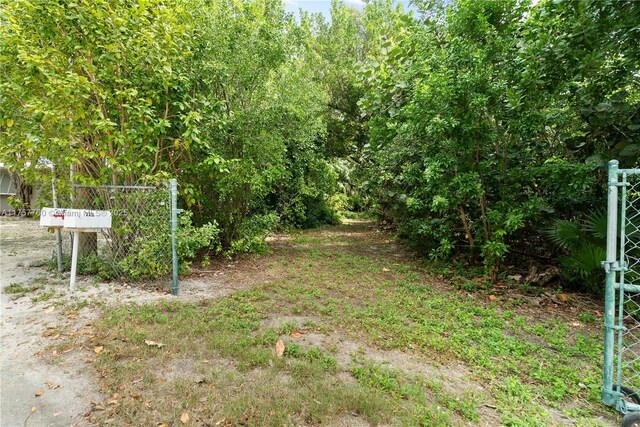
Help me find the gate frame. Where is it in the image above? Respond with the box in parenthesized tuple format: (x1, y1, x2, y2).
(603, 159, 640, 414)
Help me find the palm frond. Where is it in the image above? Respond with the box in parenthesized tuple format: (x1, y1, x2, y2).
(583, 209, 607, 241)
(561, 242, 607, 279)
(544, 219, 581, 250)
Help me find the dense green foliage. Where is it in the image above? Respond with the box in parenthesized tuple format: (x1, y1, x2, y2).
(1, 0, 639, 287)
(358, 0, 639, 285)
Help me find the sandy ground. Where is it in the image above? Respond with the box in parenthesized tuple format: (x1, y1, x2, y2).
(0, 217, 228, 427)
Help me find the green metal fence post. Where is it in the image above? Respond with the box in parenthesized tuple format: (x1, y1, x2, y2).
(603, 159, 619, 406)
(170, 179, 179, 296)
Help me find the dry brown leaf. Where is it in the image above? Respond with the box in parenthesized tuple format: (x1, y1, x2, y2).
(558, 293, 569, 302)
(290, 332, 302, 339)
(489, 295, 497, 301)
(275, 340, 285, 358)
(46, 381, 60, 390)
(44, 306, 55, 314)
(93, 346, 104, 355)
(158, 424, 169, 427)
(180, 411, 190, 424)
(35, 388, 44, 397)
(144, 340, 165, 348)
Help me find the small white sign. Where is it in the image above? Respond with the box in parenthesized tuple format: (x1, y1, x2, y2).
(40, 208, 67, 227)
(63, 209, 112, 230)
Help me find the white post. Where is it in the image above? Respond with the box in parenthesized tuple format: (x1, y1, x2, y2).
(69, 231, 80, 292)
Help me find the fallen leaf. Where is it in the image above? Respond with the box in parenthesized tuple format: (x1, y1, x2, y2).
(144, 340, 165, 348)
(181, 411, 190, 424)
(382, 267, 390, 272)
(158, 424, 169, 427)
(93, 346, 104, 355)
(290, 332, 302, 339)
(275, 340, 285, 358)
(558, 293, 569, 302)
(199, 397, 208, 403)
(215, 419, 226, 426)
(35, 388, 44, 397)
(489, 295, 497, 301)
(46, 381, 60, 390)
(44, 306, 55, 314)
(108, 399, 118, 405)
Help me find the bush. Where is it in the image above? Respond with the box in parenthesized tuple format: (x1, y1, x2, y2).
(119, 210, 220, 279)
(228, 212, 280, 255)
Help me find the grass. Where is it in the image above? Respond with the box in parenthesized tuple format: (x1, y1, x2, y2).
(84, 221, 616, 426)
(4, 282, 38, 298)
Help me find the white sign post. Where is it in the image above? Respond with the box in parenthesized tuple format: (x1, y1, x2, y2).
(41, 208, 112, 291)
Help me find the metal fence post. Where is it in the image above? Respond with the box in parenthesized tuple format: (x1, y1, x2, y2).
(603, 159, 619, 406)
(51, 167, 63, 273)
(170, 179, 179, 296)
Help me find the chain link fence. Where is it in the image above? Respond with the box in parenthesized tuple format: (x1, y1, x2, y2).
(604, 160, 640, 416)
(56, 183, 174, 284)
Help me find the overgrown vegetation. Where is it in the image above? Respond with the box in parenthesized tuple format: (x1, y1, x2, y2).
(357, 0, 639, 288)
(1, 0, 638, 283)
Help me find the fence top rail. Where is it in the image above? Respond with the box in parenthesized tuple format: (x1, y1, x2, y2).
(72, 184, 163, 190)
(617, 169, 640, 177)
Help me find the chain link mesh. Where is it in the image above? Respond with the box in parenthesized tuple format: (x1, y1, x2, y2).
(58, 184, 172, 282)
(616, 175, 640, 398)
